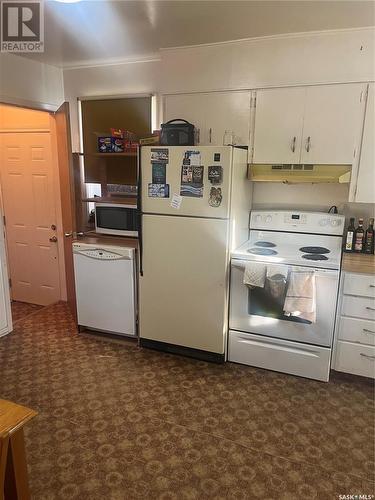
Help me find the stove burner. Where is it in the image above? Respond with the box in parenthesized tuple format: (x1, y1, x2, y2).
(254, 241, 276, 248)
(302, 254, 329, 261)
(299, 246, 330, 254)
(247, 248, 278, 256)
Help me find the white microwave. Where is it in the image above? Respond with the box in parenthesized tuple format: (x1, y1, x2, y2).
(95, 203, 138, 237)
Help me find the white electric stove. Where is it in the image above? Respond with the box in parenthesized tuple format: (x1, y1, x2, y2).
(228, 210, 345, 382)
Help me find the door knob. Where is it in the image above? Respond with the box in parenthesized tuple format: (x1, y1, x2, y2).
(49, 236, 58, 243)
(64, 232, 73, 238)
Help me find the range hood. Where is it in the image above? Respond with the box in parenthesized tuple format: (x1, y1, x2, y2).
(248, 164, 352, 184)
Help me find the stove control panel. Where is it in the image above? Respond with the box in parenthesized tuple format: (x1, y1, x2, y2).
(250, 211, 345, 235)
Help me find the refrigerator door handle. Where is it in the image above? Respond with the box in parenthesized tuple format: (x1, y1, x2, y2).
(137, 147, 144, 276)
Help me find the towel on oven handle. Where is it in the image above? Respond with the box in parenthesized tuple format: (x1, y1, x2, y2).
(284, 271, 316, 323)
(243, 262, 267, 288)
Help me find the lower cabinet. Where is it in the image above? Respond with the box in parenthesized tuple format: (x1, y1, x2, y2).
(333, 271, 375, 378)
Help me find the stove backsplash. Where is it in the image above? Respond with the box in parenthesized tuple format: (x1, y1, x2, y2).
(252, 182, 349, 213)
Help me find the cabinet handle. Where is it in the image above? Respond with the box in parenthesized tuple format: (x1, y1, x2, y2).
(197, 128, 200, 144)
(209, 128, 212, 144)
(305, 136, 311, 152)
(366, 306, 375, 311)
(363, 329, 375, 335)
(370, 285, 375, 288)
(291, 136, 296, 153)
(360, 353, 375, 360)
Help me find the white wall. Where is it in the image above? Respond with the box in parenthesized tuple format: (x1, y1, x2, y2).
(0, 54, 64, 111)
(63, 59, 160, 151)
(160, 28, 375, 93)
(252, 183, 350, 213)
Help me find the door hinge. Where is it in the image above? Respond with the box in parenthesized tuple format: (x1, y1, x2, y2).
(250, 95, 257, 108)
(8, 278, 12, 288)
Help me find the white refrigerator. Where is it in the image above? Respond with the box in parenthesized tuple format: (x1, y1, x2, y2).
(139, 146, 251, 361)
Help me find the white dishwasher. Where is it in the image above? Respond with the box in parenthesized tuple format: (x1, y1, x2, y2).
(73, 242, 136, 336)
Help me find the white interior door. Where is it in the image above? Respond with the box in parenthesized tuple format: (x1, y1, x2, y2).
(0, 133, 61, 305)
(355, 83, 375, 203)
(140, 214, 229, 354)
(301, 83, 366, 164)
(0, 206, 12, 336)
(252, 87, 306, 164)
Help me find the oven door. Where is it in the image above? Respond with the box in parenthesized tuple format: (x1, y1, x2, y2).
(229, 259, 340, 347)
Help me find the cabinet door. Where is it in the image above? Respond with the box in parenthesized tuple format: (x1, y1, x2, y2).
(163, 94, 207, 145)
(206, 91, 251, 146)
(252, 87, 305, 164)
(355, 83, 375, 203)
(301, 83, 366, 165)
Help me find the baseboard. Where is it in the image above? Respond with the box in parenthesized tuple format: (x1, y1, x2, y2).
(139, 338, 225, 364)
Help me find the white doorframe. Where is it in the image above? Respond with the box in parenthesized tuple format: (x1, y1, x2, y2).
(0, 188, 12, 336)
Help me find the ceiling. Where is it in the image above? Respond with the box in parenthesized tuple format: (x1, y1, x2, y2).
(23, 0, 375, 68)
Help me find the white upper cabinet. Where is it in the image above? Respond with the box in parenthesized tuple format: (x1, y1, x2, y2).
(355, 83, 375, 203)
(163, 93, 207, 144)
(252, 87, 305, 164)
(252, 83, 366, 165)
(301, 84, 367, 165)
(163, 91, 251, 146)
(204, 92, 251, 146)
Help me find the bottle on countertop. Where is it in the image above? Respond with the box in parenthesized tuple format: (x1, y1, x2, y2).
(354, 218, 365, 253)
(344, 217, 356, 252)
(364, 218, 374, 254)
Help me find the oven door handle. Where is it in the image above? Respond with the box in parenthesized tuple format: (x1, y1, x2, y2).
(231, 260, 338, 276)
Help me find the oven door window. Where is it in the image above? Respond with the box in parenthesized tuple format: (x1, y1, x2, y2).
(248, 265, 312, 324)
(96, 207, 137, 231)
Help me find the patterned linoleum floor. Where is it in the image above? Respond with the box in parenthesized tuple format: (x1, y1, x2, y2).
(10, 300, 43, 323)
(0, 302, 374, 499)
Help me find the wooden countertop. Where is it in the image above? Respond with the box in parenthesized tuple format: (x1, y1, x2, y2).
(342, 252, 375, 274)
(0, 399, 37, 436)
(73, 233, 138, 250)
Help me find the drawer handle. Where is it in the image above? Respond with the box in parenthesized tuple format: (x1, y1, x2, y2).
(366, 307, 375, 311)
(360, 353, 375, 360)
(363, 329, 375, 335)
(370, 285, 375, 288)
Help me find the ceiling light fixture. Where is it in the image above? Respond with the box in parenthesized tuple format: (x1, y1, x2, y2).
(54, 0, 82, 3)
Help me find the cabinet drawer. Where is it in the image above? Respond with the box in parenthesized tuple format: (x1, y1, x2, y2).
(228, 331, 331, 382)
(343, 273, 375, 298)
(335, 341, 375, 378)
(338, 316, 375, 346)
(341, 295, 375, 320)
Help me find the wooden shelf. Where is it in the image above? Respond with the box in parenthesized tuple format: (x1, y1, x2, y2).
(82, 197, 137, 205)
(77, 152, 137, 158)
